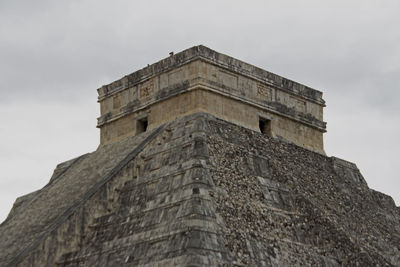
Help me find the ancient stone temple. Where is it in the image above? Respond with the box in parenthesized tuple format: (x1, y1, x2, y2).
(1, 46, 399, 266)
(97, 46, 326, 153)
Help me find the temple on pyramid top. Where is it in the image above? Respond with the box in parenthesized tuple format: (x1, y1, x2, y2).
(3, 46, 399, 267)
(97, 45, 326, 153)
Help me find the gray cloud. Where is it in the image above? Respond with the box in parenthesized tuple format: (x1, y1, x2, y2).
(1, 0, 399, 221)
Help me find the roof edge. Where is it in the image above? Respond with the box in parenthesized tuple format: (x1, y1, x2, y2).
(97, 45, 324, 104)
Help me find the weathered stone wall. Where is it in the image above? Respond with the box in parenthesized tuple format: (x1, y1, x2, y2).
(3, 114, 230, 266)
(195, 90, 324, 153)
(54, 115, 228, 266)
(1, 113, 399, 266)
(99, 87, 324, 153)
(97, 61, 199, 130)
(206, 115, 400, 266)
(0, 126, 157, 266)
(18, 149, 148, 266)
(97, 46, 326, 153)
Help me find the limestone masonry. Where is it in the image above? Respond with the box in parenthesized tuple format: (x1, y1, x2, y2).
(1, 46, 399, 266)
(97, 45, 326, 153)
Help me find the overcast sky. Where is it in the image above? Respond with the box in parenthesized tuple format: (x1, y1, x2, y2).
(1, 0, 399, 222)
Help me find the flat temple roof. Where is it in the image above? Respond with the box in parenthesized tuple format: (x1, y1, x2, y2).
(98, 45, 324, 105)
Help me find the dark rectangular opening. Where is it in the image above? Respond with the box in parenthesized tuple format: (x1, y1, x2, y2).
(136, 117, 148, 134)
(259, 117, 272, 137)
(135, 165, 141, 178)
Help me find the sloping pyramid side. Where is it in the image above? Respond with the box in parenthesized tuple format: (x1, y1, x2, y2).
(0, 123, 166, 266)
(1, 113, 400, 266)
(56, 114, 229, 266)
(206, 117, 400, 266)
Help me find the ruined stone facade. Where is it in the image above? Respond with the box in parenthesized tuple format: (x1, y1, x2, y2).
(1, 47, 399, 267)
(97, 46, 326, 154)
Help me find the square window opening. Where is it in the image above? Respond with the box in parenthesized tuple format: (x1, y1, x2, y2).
(136, 117, 148, 134)
(259, 117, 272, 137)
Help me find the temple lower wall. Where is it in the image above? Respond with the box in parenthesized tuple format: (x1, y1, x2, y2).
(195, 90, 324, 154)
(100, 89, 324, 154)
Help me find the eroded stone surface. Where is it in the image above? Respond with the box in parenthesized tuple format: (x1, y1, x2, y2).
(207, 116, 400, 266)
(1, 113, 399, 266)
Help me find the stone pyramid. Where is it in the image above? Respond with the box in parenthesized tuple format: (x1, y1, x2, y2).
(1, 46, 399, 266)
